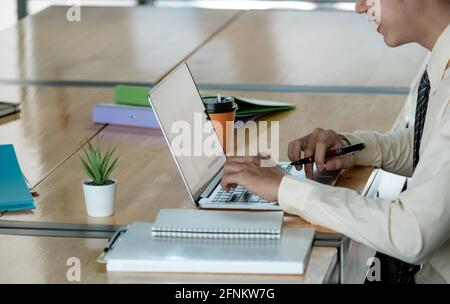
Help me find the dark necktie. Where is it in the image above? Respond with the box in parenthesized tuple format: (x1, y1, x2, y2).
(369, 71, 432, 285)
(396, 70, 432, 284)
(413, 70, 431, 170)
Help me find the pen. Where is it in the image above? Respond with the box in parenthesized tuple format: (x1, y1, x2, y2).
(103, 228, 127, 253)
(290, 143, 366, 166)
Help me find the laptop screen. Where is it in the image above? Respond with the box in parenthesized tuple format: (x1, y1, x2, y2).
(149, 64, 227, 200)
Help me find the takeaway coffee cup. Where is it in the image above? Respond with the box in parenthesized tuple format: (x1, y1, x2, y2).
(202, 96, 238, 154)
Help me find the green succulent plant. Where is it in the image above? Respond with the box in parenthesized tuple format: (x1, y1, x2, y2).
(79, 138, 118, 186)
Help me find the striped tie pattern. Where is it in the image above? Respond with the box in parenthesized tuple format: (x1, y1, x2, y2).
(413, 70, 431, 171)
(393, 70, 431, 284)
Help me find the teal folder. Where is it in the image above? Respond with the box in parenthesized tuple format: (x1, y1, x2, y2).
(0, 144, 35, 211)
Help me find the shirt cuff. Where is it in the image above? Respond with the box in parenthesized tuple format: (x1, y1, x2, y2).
(340, 132, 382, 167)
(278, 175, 316, 220)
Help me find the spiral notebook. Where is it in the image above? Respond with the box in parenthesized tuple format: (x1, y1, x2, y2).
(100, 222, 315, 275)
(151, 209, 283, 239)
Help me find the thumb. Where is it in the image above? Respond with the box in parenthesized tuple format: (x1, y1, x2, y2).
(325, 158, 344, 171)
(325, 155, 354, 171)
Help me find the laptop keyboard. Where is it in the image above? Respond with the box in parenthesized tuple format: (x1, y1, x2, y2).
(211, 164, 294, 204)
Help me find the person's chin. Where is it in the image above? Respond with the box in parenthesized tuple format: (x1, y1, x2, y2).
(379, 25, 409, 47)
(380, 29, 401, 47)
(383, 36, 400, 48)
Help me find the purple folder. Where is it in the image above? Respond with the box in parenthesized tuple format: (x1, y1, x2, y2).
(92, 104, 160, 129)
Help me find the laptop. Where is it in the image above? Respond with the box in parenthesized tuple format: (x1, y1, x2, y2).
(148, 63, 338, 210)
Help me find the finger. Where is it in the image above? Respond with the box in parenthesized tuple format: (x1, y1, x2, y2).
(289, 140, 305, 171)
(227, 183, 238, 190)
(287, 141, 295, 162)
(324, 158, 343, 172)
(314, 132, 335, 171)
(223, 162, 248, 174)
(220, 173, 244, 191)
(288, 140, 297, 161)
(304, 129, 326, 177)
(326, 155, 354, 171)
(310, 128, 324, 141)
(295, 164, 303, 171)
(314, 142, 328, 171)
(330, 141, 345, 150)
(303, 147, 314, 179)
(288, 139, 303, 162)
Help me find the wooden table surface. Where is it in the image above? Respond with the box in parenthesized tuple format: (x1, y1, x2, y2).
(0, 6, 423, 284)
(1, 89, 406, 230)
(0, 8, 426, 89)
(0, 6, 239, 82)
(0, 234, 337, 284)
(0, 85, 113, 187)
(187, 10, 427, 88)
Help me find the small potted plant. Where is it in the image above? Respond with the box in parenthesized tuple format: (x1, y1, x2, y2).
(79, 138, 118, 217)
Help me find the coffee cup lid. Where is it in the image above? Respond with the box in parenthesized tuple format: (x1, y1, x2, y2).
(202, 96, 238, 114)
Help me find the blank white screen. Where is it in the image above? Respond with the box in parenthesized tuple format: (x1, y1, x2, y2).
(149, 64, 226, 197)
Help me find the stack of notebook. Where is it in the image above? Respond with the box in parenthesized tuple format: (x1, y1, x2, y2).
(151, 209, 284, 239)
(0, 144, 35, 211)
(99, 209, 316, 274)
(92, 85, 296, 128)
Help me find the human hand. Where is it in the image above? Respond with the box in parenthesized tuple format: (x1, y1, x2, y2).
(288, 128, 355, 179)
(220, 156, 287, 202)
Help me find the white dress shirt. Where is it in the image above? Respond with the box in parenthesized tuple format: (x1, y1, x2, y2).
(278, 25, 450, 284)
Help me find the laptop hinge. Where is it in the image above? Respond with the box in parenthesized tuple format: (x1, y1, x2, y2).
(194, 169, 224, 203)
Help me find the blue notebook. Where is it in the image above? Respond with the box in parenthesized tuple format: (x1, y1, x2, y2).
(0, 144, 35, 211)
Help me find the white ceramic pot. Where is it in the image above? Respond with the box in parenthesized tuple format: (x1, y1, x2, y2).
(82, 180, 116, 217)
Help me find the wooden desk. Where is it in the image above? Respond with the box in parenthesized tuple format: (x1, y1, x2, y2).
(187, 10, 427, 88)
(0, 7, 417, 284)
(0, 6, 238, 82)
(0, 85, 113, 187)
(0, 234, 337, 284)
(0, 6, 238, 187)
(1, 91, 406, 227)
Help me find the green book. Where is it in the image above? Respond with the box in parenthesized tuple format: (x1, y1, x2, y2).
(114, 85, 151, 108)
(114, 85, 296, 118)
(200, 93, 296, 118)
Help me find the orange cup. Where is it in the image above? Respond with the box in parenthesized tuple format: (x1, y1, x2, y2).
(202, 96, 238, 154)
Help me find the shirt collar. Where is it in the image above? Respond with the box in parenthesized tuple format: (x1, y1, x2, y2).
(428, 25, 450, 95)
